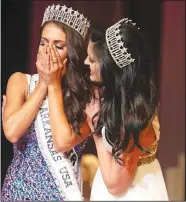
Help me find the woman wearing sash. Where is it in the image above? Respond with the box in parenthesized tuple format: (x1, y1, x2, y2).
(2, 5, 92, 201)
(85, 19, 169, 200)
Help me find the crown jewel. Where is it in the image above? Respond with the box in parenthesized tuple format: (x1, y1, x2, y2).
(42, 4, 90, 39)
(106, 18, 137, 68)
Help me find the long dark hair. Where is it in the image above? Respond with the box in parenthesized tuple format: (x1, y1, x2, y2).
(90, 22, 158, 163)
(41, 20, 91, 135)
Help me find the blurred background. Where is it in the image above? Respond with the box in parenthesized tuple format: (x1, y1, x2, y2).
(1, 0, 185, 200)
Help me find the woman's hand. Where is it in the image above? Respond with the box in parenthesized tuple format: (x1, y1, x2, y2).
(85, 88, 101, 132)
(48, 44, 67, 85)
(37, 45, 67, 87)
(36, 45, 49, 89)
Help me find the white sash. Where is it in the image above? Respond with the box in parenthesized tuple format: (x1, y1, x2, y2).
(29, 74, 83, 201)
(102, 126, 113, 153)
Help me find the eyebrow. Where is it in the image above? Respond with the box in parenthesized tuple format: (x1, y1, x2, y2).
(41, 37, 66, 44)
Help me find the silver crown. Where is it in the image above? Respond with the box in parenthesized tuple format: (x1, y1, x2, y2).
(42, 4, 90, 39)
(106, 18, 137, 68)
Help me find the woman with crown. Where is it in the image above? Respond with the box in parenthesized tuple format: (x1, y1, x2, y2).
(85, 19, 169, 200)
(1, 4, 93, 201)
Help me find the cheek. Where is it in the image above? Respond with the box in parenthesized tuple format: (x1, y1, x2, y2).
(38, 46, 43, 54)
(95, 65, 101, 80)
(58, 48, 67, 60)
(90, 66, 102, 82)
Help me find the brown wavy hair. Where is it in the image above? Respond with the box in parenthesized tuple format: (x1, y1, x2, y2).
(41, 20, 91, 135)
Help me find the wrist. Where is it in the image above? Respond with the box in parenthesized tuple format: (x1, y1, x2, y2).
(48, 82, 62, 91)
(37, 80, 47, 92)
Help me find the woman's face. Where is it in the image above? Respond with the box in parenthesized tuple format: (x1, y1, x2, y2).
(39, 23, 67, 61)
(84, 41, 102, 83)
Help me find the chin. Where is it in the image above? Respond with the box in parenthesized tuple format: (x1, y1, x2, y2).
(90, 75, 102, 84)
(90, 75, 96, 82)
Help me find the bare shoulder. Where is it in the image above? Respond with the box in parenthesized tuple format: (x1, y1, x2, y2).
(7, 72, 28, 98)
(8, 72, 27, 84)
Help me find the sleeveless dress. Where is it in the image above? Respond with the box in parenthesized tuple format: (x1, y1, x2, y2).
(90, 116, 169, 201)
(1, 74, 87, 201)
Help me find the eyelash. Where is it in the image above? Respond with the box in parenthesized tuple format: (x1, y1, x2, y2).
(56, 46, 64, 50)
(39, 42, 64, 50)
(39, 42, 45, 46)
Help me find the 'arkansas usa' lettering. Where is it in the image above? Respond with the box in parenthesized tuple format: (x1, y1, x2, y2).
(40, 107, 62, 162)
(60, 166, 73, 188)
(39, 107, 79, 170)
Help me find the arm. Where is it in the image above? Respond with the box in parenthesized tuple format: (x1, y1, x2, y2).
(48, 83, 90, 152)
(85, 87, 137, 196)
(39, 45, 90, 152)
(92, 121, 156, 197)
(3, 72, 47, 143)
(93, 134, 140, 196)
(85, 89, 156, 196)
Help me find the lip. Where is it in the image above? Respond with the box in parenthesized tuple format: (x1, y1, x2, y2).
(90, 72, 94, 75)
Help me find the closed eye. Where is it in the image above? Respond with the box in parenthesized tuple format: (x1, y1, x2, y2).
(55, 45, 64, 50)
(39, 41, 45, 46)
(88, 56, 94, 63)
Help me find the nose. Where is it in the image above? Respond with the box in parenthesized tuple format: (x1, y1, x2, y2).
(84, 56, 89, 65)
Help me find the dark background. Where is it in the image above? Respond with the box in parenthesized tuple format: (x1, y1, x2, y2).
(1, 0, 185, 200)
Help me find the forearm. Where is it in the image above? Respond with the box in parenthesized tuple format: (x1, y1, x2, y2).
(47, 83, 73, 151)
(93, 134, 132, 196)
(3, 82, 47, 143)
(93, 135, 115, 185)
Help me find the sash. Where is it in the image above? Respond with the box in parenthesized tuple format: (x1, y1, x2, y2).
(29, 74, 83, 201)
(102, 126, 113, 153)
